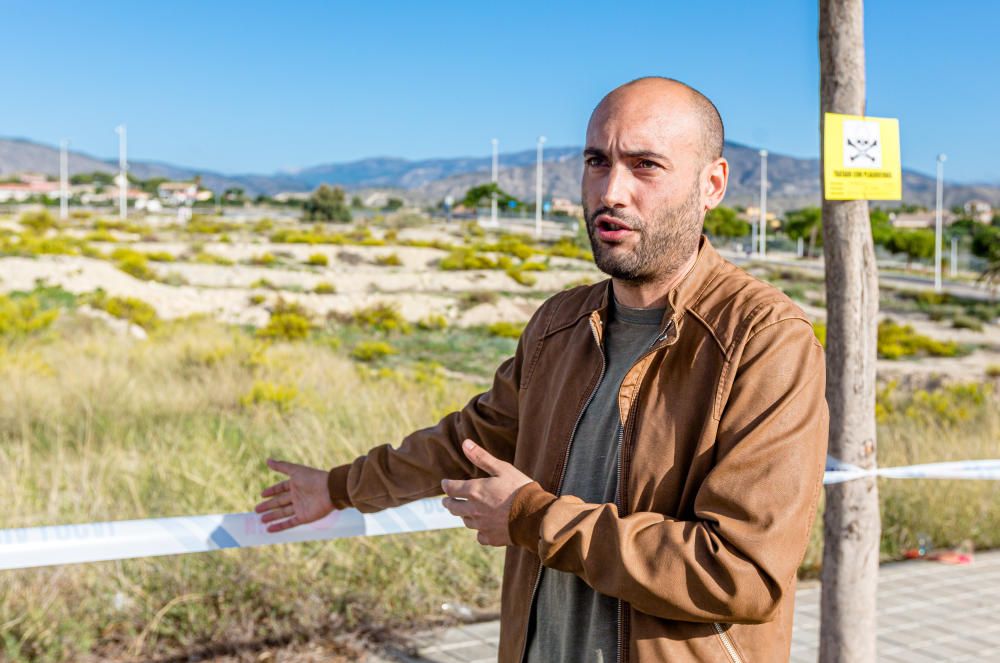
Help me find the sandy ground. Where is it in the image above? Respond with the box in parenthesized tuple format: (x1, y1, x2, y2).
(0, 252, 597, 328)
(2, 235, 997, 381)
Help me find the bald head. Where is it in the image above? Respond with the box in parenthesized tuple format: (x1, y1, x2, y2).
(591, 77, 724, 165)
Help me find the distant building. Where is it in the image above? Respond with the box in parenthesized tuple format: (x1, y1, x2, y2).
(963, 199, 993, 223)
(156, 181, 204, 205)
(0, 177, 60, 202)
(889, 210, 956, 229)
(273, 191, 310, 203)
(743, 206, 781, 229)
(550, 197, 583, 219)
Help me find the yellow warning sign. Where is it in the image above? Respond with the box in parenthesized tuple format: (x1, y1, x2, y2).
(823, 112, 902, 200)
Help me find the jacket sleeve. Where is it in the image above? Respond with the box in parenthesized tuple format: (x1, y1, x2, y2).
(326, 305, 544, 513)
(507, 317, 828, 624)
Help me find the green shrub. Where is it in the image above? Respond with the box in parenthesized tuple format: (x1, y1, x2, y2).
(191, 251, 234, 266)
(351, 340, 397, 362)
(0, 294, 59, 337)
(145, 250, 175, 262)
(250, 278, 277, 290)
(374, 252, 403, 266)
(269, 229, 347, 245)
(87, 293, 160, 330)
(417, 314, 448, 330)
(248, 294, 266, 306)
(519, 259, 549, 272)
(250, 252, 277, 266)
(306, 253, 329, 266)
(952, 315, 984, 332)
(986, 365, 1000, 378)
(313, 282, 336, 294)
(878, 380, 992, 426)
(252, 218, 275, 233)
(505, 268, 537, 287)
(256, 300, 312, 341)
(458, 290, 499, 309)
(487, 321, 525, 339)
(352, 303, 411, 334)
(813, 321, 827, 347)
(84, 229, 117, 242)
(877, 319, 961, 359)
(547, 238, 592, 261)
(439, 248, 497, 270)
(19, 209, 58, 233)
(240, 380, 298, 411)
(110, 248, 156, 281)
(481, 235, 536, 260)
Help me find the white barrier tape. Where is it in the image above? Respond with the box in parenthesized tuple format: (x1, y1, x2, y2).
(0, 498, 462, 571)
(823, 457, 1000, 484)
(2, 458, 999, 571)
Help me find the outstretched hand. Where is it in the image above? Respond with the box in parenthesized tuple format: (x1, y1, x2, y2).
(255, 459, 333, 533)
(441, 439, 533, 547)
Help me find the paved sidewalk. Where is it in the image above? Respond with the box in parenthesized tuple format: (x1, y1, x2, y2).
(385, 550, 1000, 662)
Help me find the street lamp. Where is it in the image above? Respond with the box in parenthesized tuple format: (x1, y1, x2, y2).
(535, 136, 546, 239)
(491, 138, 499, 227)
(759, 149, 768, 258)
(59, 139, 69, 221)
(115, 124, 128, 220)
(934, 153, 946, 292)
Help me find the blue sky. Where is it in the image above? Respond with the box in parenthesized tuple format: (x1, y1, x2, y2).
(5, 1, 998, 182)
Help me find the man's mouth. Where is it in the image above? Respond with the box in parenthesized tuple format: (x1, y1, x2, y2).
(594, 214, 636, 242)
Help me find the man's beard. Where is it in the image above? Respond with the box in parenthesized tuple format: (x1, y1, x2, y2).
(584, 182, 703, 285)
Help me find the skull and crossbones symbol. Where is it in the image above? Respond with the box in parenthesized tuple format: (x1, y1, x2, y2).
(846, 135, 880, 164)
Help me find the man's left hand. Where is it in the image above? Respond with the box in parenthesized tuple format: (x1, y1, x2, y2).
(441, 439, 533, 547)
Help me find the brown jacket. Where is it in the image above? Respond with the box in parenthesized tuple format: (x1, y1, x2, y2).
(328, 236, 829, 662)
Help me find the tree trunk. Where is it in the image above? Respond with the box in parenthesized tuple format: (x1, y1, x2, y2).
(819, 1, 881, 662)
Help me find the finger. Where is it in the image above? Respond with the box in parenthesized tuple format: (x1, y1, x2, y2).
(260, 505, 295, 523)
(254, 494, 291, 513)
(461, 516, 479, 530)
(440, 478, 477, 499)
(266, 458, 296, 476)
(461, 439, 505, 477)
(477, 530, 490, 546)
(442, 496, 476, 518)
(260, 479, 290, 498)
(266, 515, 301, 533)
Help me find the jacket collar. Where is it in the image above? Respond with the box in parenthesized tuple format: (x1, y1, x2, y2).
(589, 234, 725, 330)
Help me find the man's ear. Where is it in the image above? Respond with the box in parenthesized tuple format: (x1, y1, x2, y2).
(702, 157, 729, 211)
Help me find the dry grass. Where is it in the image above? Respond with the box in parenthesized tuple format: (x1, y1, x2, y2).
(1, 298, 998, 660)
(0, 316, 498, 662)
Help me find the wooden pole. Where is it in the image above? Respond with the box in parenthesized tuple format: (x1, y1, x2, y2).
(819, 1, 881, 661)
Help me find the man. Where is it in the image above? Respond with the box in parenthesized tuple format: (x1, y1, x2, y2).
(256, 77, 828, 662)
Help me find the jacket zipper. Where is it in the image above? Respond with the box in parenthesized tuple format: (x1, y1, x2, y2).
(518, 314, 607, 663)
(615, 318, 675, 663)
(713, 623, 745, 663)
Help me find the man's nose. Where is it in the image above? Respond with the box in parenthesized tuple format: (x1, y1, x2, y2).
(600, 164, 630, 209)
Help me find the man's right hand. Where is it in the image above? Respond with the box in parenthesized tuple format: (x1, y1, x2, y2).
(255, 458, 334, 533)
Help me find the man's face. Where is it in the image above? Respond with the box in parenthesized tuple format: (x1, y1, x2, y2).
(582, 93, 708, 284)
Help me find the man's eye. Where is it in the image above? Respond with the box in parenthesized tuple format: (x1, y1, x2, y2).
(585, 157, 607, 167)
(636, 159, 658, 169)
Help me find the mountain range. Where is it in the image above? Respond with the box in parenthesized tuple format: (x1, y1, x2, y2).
(3, 136, 999, 213)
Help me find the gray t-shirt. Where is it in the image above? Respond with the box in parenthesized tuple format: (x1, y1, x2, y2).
(525, 295, 666, 663)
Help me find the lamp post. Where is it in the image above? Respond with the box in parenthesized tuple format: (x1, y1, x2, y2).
(491, 138, 499, 227)
(535, 136, 546, 239)
(59, 139, 69, 221)
(115, 124, 128, 220)
(934, 153, 946, 292)
(759, 149, 768, 258)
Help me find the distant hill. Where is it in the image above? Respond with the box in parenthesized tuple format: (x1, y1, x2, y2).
(3, 136, 999, 213)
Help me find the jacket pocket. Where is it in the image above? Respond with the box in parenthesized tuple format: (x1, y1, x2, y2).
(713, 623, 748, 663)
